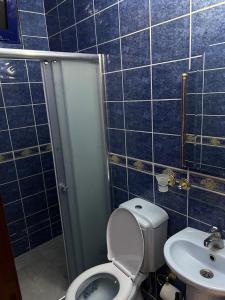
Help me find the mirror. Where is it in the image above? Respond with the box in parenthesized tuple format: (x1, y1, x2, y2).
(184, 43, 225, 178)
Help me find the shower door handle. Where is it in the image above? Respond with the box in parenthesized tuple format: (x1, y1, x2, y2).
(58, 183, 68, 193)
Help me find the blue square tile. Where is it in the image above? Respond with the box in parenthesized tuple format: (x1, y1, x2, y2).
(191, 55, 203, 71)
(23, 192, 47, 216)
(44, 0, 57, 12)
(201, 146, 225, 169)
(98, 40, 121, 72)
(37, 124, 51, 144)
(23, 37, 49, 51)
(18, 0, 44, 12)
(94, 0, 116, 12)
(125, 101, 152, 131)
(203, 116, 225, 137)
(74, 0, 93, 22)
(152, 60, 189, 99)
(122, 30, 150, 69)
(192, 0, 223, 11)
(153, 100, 181, 134)
(20, 174, 44, 197)
(0, 131, 12, 153)
(30, 227, 52, 249)
(49, 34, 62, 51)
(27, 61, 42, 82)
(30, 83, 45, 104)
(155, 188, 187, 215)
(46, 8, 60, 36)
(96, 5, 119, 44)
(8, 219, 27, 241)
(204, 69, 225, 92)
(0, 60, 28, 83)
(19, 12, 47, 37)
(0, 108, 7, 130)
(187, 94, 202, 114)
(52, 221, 62, 237)
(111, 186, 128, 209)
(77, 17, 96, 50)
(108, 129, 125, 155)
(166, 208, 187, 236)
(188, 218, 210, 232)
(151, 0, 189, 25)
(41, 152, 54, 171)
(189, 188, 225, 230)
(0, 181, 20, 204)
(123, 67, 151, 100)
(11, 127, 38, 150)
(46, 188, 58, 206)
(61, 26, 78, 52)
(105, 72, 123, 101)
(126, 131, 152, 161)
(16, 155, 42, 178)
(12, 237, 30, 257)
(152, 17, 190, 63)
(205, 43, 225, 69)
(58, 0, 75, 31)
(110, 164, 127, 190)
(203, 94, 225, 115)
(4, 201, 24, 223)
(7, 106, 34, 129)
(128, 169, 153, 200)
(188, 71, 203, 93)
(154, 134, 181, 167)
(0, 161, 17, 184)
(107, 102, 124, 129)
(192, 6, 225, 56)
(26, 209, 49, 228)
(44, 170, 56, 189)
(34, 104, 48, 125)
(120, 0, 149, 36)
(2, 84, 31, 106)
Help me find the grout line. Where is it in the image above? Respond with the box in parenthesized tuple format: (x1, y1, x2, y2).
(118, 1, 129, 201)
(149, 0, 156, 204)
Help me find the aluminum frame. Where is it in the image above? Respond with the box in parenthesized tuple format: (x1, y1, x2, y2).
(0, 48, 99, 62)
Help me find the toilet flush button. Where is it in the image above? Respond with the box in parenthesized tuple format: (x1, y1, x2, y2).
(135, 205, 142, 209)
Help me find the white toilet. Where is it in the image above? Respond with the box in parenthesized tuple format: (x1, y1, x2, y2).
(66, 198, 168, 300)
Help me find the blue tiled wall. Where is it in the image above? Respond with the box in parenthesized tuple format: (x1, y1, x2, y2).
(44, 0, 225, 243)
(0, 0, 61, 257)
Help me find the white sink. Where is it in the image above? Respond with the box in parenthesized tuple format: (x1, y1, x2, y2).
(164, 227, 225, 300)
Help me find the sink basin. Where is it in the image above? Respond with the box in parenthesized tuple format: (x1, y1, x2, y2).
(164, 227, 225, 300)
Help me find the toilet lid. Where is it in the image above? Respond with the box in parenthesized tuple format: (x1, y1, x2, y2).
(107, 208, 144, 279)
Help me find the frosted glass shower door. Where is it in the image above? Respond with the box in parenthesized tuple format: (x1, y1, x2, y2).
(42, 57, 110, 282)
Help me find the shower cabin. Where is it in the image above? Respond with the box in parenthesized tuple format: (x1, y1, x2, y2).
(0, 48, 111, 295)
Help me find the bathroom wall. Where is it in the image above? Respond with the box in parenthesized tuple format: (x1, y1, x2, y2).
(45, 0, 225, 236)
(44, 1, 225, 298)
(0, 0, 61, 257)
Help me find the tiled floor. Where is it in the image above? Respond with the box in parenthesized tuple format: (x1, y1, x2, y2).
(15, 235, 68, 300)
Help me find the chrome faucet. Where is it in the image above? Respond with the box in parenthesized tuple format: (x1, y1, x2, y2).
(204, 226, 224, 249)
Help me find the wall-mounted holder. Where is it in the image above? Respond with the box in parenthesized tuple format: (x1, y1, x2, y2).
(155, 169, 191, 192)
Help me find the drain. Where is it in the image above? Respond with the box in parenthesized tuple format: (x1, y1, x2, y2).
(200, 269, 214, 279)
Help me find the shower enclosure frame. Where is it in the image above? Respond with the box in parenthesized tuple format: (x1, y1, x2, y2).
(0, 48, 111, 283)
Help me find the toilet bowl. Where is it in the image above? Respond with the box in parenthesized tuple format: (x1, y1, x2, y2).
(65, 198, 168, 300)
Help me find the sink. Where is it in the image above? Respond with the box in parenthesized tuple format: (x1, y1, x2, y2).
(164, 227, 225, 300)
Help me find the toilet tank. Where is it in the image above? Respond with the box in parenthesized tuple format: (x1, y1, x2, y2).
(119, 198, 168, 273)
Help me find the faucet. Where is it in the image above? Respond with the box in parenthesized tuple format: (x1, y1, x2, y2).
(204, 226, 224, 249)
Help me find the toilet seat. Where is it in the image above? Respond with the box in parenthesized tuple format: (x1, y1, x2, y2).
(66, 208, 145, 300)
(65, 262, 134, 300)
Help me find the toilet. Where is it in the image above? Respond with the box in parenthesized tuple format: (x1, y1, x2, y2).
(65, 198, 168, 300)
